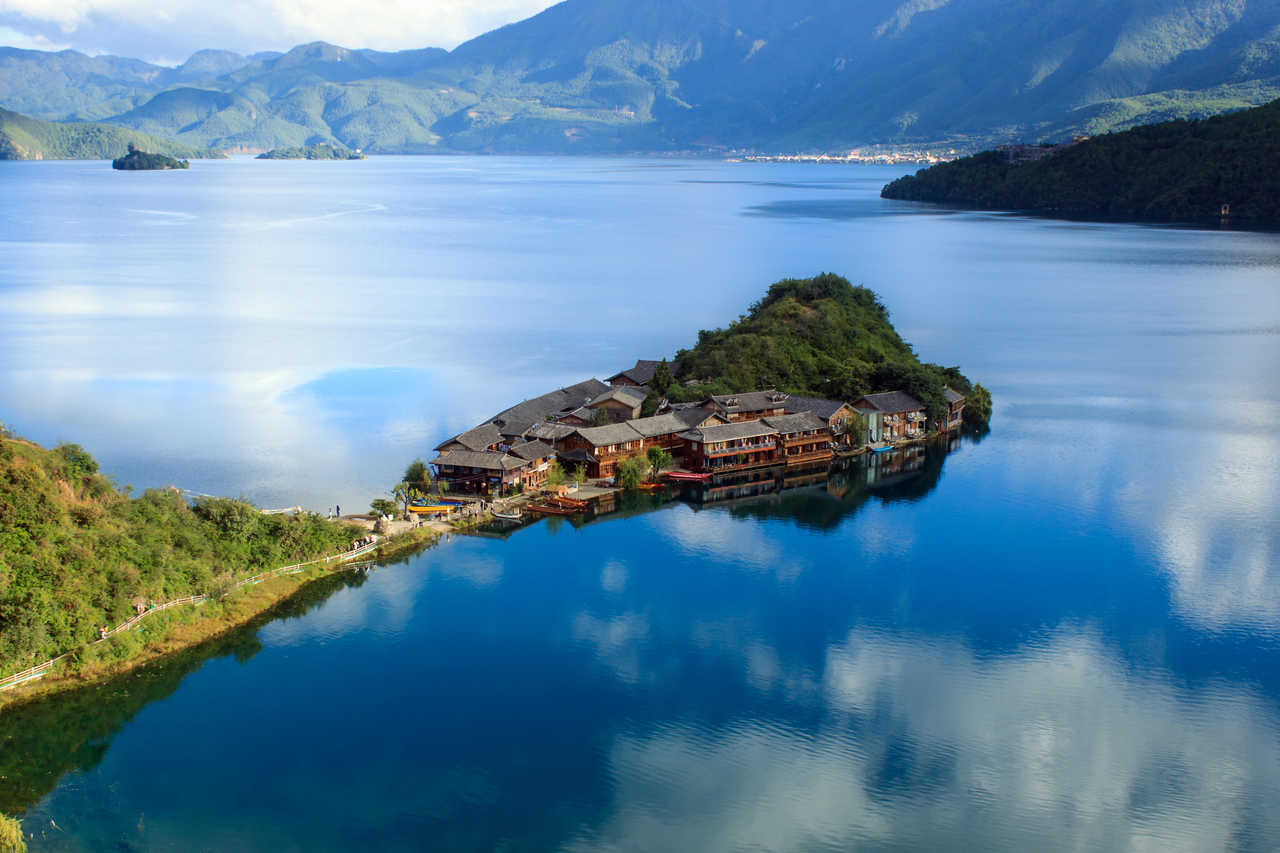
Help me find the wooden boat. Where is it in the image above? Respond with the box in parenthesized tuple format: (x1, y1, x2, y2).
(637, 482, 666, 492)
(491, 508, 522, 521)
(546, 495, 588, 510)
(665, 471, 712, 483)
(407, 504, 454, 515)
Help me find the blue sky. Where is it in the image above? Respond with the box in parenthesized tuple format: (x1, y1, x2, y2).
(0, 0, 557, 63)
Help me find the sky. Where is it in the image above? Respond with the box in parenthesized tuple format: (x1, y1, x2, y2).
(0, 0, 558, 63)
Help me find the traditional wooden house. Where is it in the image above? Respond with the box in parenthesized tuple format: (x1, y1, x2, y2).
(486, 378, 609, 440)
(554, 407, 595, 427)
(853, 391, 927, 443)
(705, 391, 793, 422)
(434, 422, 504, 454)
(430, 449, 531, 495)
(783, 395, 863, 446)
(762, 412, 833, 466)
(624, 409, 726, 455)
(678, 421, 780, 473)
(507, 440, 556, 489)
(606, 359, 676, 389)
(943, 387, 966, 432)
(585, 387, 646, 423)
(556, 422, 646, 479)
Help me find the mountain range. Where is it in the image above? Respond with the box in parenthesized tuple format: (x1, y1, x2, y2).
(3, 0, 1280, 154)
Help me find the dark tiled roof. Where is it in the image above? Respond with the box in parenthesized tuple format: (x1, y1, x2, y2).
(679, 421, 779, 443)
(589, 386, 646, 407)
(624, 412, 700, 438)
(854, 391, 926, 414)
(709, 390, 792, 413)
(527, 423, 575, 442)
(606, 359, 675, 386)
(557, 448, 596, 464)
(508, 440, 554, 461)
(762, 412, 830, 434)
(569, 423, 645, 447)
(431, 450, 529, 472)
(944, 387, 965, 404)
(674, 407, 724, 427)
(489, 378, 609, 429)
(783, 394, 850, 419)
(434, 422, 503, 452)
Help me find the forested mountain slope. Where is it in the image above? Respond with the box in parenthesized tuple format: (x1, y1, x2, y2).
(881, 98, 1280, 225)
(3, 0, 1280, 152)
(0, 107, 223, 160)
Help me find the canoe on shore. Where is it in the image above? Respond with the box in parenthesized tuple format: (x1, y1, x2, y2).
(526, 503, 579, 516)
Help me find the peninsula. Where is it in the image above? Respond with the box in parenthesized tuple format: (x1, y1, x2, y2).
(412, 274, 990, 509)
(0, 107, 223, 162)
(111, 143, 189, 170)
(0, 435, 388, 704)
(881, 99, 1280, 226)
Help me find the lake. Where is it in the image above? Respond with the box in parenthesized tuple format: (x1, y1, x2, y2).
(1, 156, 1278, 851)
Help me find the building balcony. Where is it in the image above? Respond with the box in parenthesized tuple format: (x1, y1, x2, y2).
(706, 441, 777, 457)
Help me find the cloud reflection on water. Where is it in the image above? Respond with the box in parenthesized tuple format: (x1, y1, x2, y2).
(571, 630, 1280, 853)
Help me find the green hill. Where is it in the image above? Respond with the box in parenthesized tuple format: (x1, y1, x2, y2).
(881, 99, 1280, 225)
(0, 432, 358, 678)
(0, 107, 223, 161)
(6, 0, 1280, 153)
(666, 273, 991, 426)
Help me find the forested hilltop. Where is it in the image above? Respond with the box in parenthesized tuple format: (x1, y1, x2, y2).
(0, 432, 359, 680)
(0, 107, 222, 161)
(660, 274, 991, 427)
(882, 100, 1280, 225)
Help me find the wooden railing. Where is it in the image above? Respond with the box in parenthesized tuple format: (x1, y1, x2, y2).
(0, 539, 380, 693)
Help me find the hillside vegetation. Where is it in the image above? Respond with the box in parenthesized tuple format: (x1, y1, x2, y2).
(256, 143, 365, 160)
(667, 273, 990, 426)
(5, 0, 1280, 152)
(882, 99, 1280, 225)
(0, 107, 222, 161)
(0, 434, 359, 678)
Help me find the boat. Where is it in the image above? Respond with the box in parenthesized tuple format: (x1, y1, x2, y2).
(491, 508, 522, 521)
(870, 445, 896, 454)
(407, 504, 454, 515)
(665, 471, 712, 483)
(546, 495, 588, 510)
(637, 482, 666, 492)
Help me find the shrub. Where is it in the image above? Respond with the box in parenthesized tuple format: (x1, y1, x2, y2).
(0, 813, 25, 852)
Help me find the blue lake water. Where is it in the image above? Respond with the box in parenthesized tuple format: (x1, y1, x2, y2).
(1, 156, 1279, 850)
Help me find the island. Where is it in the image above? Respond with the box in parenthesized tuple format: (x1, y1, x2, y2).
(881, 98, 1280, 227)
(111, 143, 189, 170)
(255, 143, 365, 160)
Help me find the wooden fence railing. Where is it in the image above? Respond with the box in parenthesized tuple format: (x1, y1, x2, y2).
(0, 539, 381, 693)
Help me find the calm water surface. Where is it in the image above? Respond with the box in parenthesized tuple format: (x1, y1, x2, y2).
(1, 157, 1278, 851)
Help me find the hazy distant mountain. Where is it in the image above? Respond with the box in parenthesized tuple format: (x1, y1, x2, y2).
(3, 0, 1280, 152)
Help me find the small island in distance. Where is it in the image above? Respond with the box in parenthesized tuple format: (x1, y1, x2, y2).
(256, 143, 365, 161)
(111, 143, 189, 171)
(881, 98, 1280, 227)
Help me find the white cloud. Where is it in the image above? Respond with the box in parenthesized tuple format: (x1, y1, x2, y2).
(0, 22, 66, 49)
(0, 0, 557, 57)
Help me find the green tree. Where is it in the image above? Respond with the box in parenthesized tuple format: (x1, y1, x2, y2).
(392, 481, 410, 515)
(616, 455, 646, 491)
(571, 464, 588, 487)
(590, 407, 612, 426)
(0, 813, 25, 852)
(651, 360, 674, 395)
(646, 446, 673, 480)
(404, 458, 429, 489)
(545, 460, 566, 488)
(964, 384, 993, 429)
(372, 498, 397, 517)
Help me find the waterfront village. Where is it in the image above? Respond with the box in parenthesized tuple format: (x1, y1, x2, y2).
(426, 359, 966, 511)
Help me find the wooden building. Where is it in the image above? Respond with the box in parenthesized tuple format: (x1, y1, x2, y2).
(430, 449, 531, 495)
(762, 412, 833, 465)
(507, 440, 556, 489)
(585, 387, 646, 423)
(678, 421, 780, 473)
(853, 391, 927, 443)
(625, 409, 725, 455)
(942, 387, 966, 432)
(556, 422, 646, 479)
(434, 422, 504, 454)
(705, 391, 792, 422)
